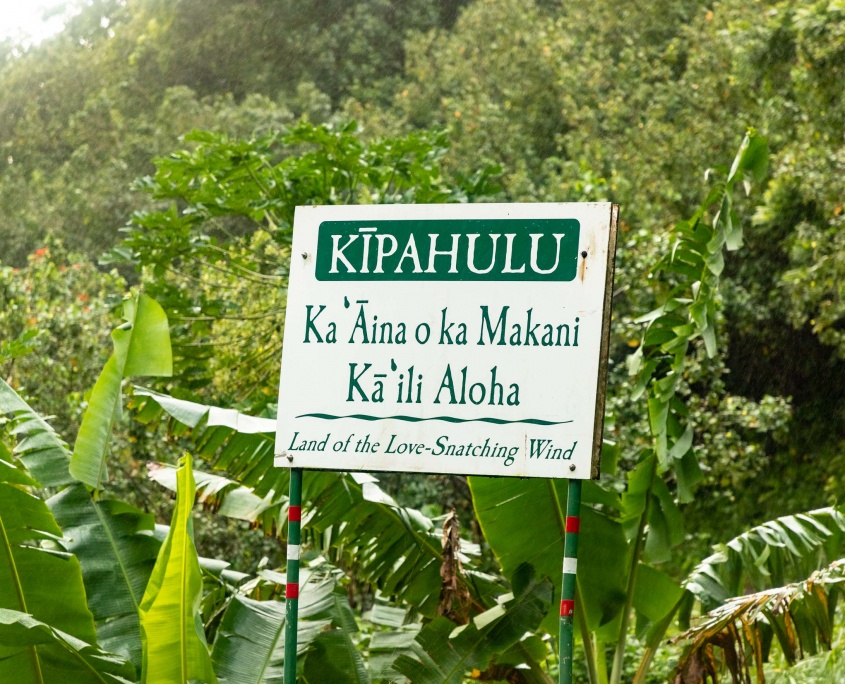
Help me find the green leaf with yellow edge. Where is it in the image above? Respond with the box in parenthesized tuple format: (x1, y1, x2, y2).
(139, 453, 217, 684)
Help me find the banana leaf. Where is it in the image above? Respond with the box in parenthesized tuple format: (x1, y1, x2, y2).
(138, 453, 217, 684)
(147, 461, 277, 524)
(0, 377, 73, 487)
(684, 506, 845, 613)
(212, 566, 361, 683)
(48, 484, 162, 673)
(393, 564, 553, 684)
(674, 559, 845, 681)
(469, 476, 628, 636)
(0, 479, 98, 651)
(0, 608, 135, 684)
(133, 388, 496, 615)
(303, 631, 370, 684)
(0, 378, 161, 672)
(71, 294, 172, 490)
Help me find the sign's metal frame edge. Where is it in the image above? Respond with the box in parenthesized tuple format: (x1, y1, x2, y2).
(589, 204, 619, 479)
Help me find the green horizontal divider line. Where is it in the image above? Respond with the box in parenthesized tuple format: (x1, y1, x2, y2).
(295, 413, 572, 426)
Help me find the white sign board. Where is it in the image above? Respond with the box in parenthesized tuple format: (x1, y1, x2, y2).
(275, 203, 617, 479)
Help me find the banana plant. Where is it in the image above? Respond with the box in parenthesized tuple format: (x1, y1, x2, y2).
(674, 560, 845, 683)
(131, 388, 564, 679)
(684, 507, 845, 613)
(212, 567, 366, 684)
(0, 461, 104, 676)
(0, 301, 379, 682)
(1, 290, 173, 674)
(673, 508, 845, 682)
(0, 391, 136, 682)
(393, 563, 554, 684)
(468, 132, 772, 684)
(131, 386, 504, 616)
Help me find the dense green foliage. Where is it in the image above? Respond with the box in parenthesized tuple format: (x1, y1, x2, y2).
(1, 0, 845, 681)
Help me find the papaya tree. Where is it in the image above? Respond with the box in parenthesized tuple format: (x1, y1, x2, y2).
(672, 507, 845, 682)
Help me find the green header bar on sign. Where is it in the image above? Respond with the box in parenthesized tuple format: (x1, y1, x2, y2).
(315, 219, 580, 281)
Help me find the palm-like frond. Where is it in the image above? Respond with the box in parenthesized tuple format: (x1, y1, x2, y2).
(0, 377, 73, 487)
(684, 507, 845, 611)
(132, 388, 499, 616)
(673, 559, 845, 683)
(0, 609, 135, 684)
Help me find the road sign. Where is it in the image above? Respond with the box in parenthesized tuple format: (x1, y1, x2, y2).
(275, 202, 617, 479)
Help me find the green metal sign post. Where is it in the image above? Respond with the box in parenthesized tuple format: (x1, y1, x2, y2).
(284, 468, 303, 684)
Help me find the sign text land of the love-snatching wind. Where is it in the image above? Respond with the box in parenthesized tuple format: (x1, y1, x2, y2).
(275, 203, 618, 479)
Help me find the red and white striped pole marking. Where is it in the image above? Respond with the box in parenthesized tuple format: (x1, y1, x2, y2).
(559, 479, 581, 684)
(284, 468, 303, 684)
